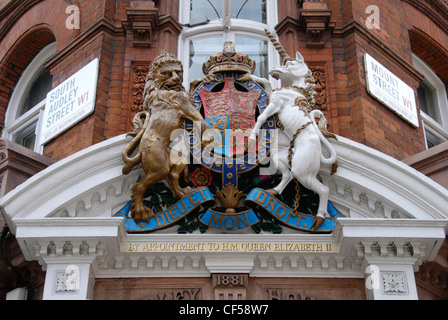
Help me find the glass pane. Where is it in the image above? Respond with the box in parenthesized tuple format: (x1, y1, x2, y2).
(235, 35, 268, 79)
(14, 122, 37, 150)
(232, 0, 266, 23)
(17, 67, 52, 118)
(189, 35, 223, 83)
(191, 0, 222, 20)
(418, 80, 442, 124)
(417, 85, 429, 115)
(425, 128, 444, 149)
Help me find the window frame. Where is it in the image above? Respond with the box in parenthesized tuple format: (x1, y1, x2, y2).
(412, 54, 448, 148)
(179, 0, 280, 89)
(3, 43, 56, 154)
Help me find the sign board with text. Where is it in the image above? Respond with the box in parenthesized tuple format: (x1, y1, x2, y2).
(40, 58, 99, 144)
(364, 53, 419, 127)
(122, 240, 338, 253)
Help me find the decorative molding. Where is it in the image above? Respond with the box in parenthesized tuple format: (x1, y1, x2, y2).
(2, 134, 447, 225)
(403, 141, 448, 189)
(122, 4, 158, 48)
(0, 0, 45, 43)
(122, 2, 182, 48)
(298, 1, 334, 48)
(213, 274, 248, 300)
(0, 135, 447, 282)
(416, 262, 448, 299)
(275, 16, 301, 59)
(402, 0, 448, 34)
(55, 269, 80, 294)
(354, 241, 416, 260)
(93, 278, 209, 300)
(142, 288, 203, 300)
(333, 21, 424, 83)
(267, 288, 316, 300)
(0, 139, 54, 197)
(45, 18, 123, 70)
(382, 272, 408, 295)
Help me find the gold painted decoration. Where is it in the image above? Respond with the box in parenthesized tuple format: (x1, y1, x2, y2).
(117, 39, 344, 234)
(121, 50, 213, 224)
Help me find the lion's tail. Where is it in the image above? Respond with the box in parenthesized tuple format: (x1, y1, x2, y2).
(122, 111, 150, 175)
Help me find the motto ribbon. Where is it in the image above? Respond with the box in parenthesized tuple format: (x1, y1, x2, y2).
(199, 209, 260, 230)
(245, 188, 344, 233)
(115, 187, 344, 234)
(114, 187, 215, 233)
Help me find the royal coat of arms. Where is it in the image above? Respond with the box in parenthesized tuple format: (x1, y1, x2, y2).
(116, 33, 344, 234)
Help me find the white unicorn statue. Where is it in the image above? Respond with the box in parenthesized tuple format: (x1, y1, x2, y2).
(248, 30, 338, 231)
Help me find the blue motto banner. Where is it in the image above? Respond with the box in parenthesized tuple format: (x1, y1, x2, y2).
(114, 187, 215, 233)
(199, 209, 261, 231)
(245, 188, 345, 233)
(115, 187, 344, 234)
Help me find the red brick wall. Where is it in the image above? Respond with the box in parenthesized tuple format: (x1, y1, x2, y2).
(306, 0, 448, 160)
(42, 0, 124, 160)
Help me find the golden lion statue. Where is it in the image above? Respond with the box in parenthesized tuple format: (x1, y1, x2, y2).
(122, 51, 212, 223)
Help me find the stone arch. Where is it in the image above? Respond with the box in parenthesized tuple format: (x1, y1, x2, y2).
(409, 27, 448, 84)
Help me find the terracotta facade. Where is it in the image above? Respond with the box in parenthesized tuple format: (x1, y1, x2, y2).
(93, 276, 367, 300)
(1, 0, 446, 159)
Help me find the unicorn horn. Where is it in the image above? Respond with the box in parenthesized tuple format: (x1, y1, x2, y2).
(265, 29, 292, 64)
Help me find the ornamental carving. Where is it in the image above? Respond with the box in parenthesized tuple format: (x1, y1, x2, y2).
(213, 274, 247, 287)
(132, 28, 152, 47)
(213, 274, 248, 300)
(309, 65, 328, 111)
(123, 3, 158, 47)
(382, 272, 408, 295)
(267, 289, 316, 300)
(55, 266, 80, 294)
(122, 1, 182, 48)
(142, 288, 202, 300)
(298, 1, 333, 48)
(130, 63, 150, 117)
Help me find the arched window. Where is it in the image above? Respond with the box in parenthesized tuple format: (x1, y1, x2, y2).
(179, 0, 279, 87)
(3, 43, 56, 153)
(413, 54, 448, 149)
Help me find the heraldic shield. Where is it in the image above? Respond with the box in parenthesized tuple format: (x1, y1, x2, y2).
(116, 41, 344, 234)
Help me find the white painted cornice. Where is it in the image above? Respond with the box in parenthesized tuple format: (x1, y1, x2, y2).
(0, 134, 134, 232)
(1, 135, 447, 225)
(328, 137, 448, 220)
(0, 134, 447, 276)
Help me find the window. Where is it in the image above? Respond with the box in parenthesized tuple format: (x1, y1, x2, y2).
(190, 0, 267, 24)
(3, 43, 56, 153)
(413, 54, 448, 149)
(179, 0, 278, 87)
